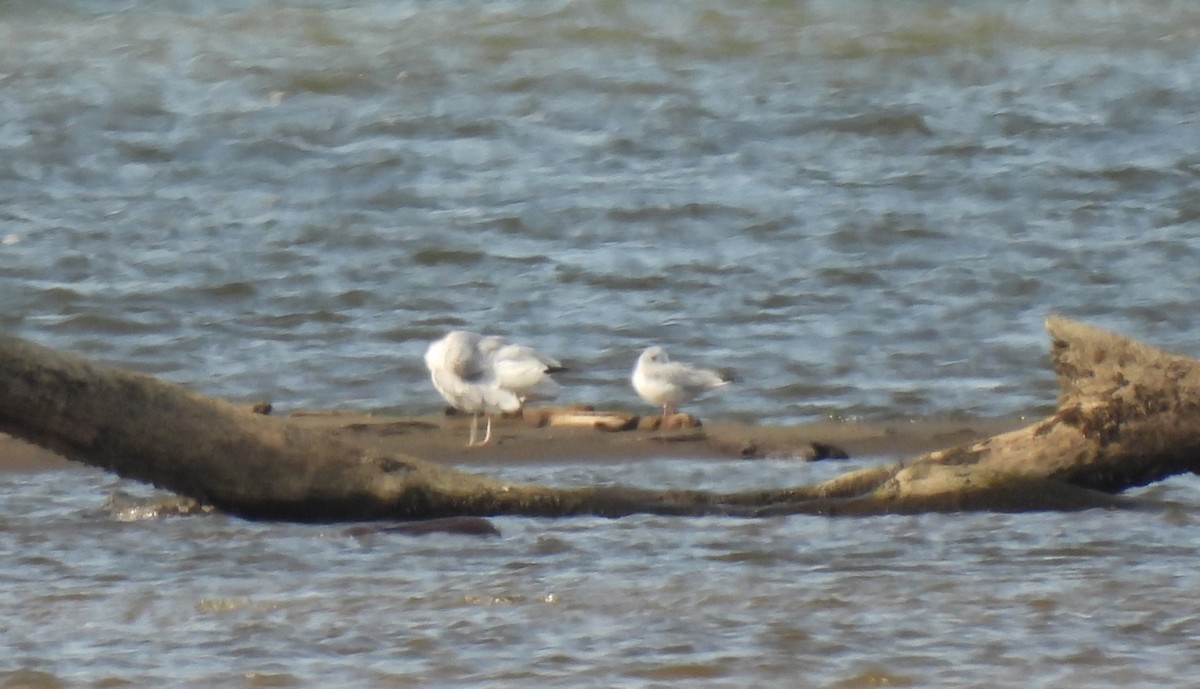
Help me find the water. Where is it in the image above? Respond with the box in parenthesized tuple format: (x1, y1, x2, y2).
(3, 0, 1200, 684)
(4, 463, 1200, 687)
(4, 0, 1200, 422)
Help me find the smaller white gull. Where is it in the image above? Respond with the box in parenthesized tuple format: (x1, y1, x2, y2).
(631, 346, 729, 423)
(425, 330, 562, 446)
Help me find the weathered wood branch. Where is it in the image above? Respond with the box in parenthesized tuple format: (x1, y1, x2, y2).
(2, 316, 1198, 520)
(717, 316, 1200, 514)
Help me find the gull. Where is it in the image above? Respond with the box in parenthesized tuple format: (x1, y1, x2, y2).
(631, 346, 729, 424)
(425, 330, 562, 446)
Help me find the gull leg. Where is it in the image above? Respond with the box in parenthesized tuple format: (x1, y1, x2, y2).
(467, 413, 480, 447)
(660, 403, 676, 429)
(479, 415, 494, 446)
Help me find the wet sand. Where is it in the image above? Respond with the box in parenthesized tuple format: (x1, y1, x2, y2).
(0, 406, 1029, 472)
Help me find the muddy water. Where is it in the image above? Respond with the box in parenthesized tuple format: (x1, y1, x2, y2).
(2, 461, 1200, 687)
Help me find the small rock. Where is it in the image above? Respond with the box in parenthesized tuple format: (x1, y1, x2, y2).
(804, 441, 851, 461)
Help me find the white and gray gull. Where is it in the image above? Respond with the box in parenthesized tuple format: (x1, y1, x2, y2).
(424, 330, 562, 446)
(631, 345, 729, 423)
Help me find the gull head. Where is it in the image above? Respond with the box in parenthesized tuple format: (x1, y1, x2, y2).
(638, 346, 669, 366)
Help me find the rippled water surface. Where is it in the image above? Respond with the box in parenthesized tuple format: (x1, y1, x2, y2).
(4, 0, 1200, 422)
(4, 464, 1200, 688)
(4, 0, 1200, 685)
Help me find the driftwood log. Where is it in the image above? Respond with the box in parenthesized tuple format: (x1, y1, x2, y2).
(1, 316, 1198, 520)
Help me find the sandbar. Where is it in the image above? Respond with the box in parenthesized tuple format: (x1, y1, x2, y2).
(0, 406, 1029, 472)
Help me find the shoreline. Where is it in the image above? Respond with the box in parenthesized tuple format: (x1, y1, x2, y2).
(0, 407, 1030, 472)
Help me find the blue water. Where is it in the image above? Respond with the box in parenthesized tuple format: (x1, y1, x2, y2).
(4, 0, 1200, 424)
